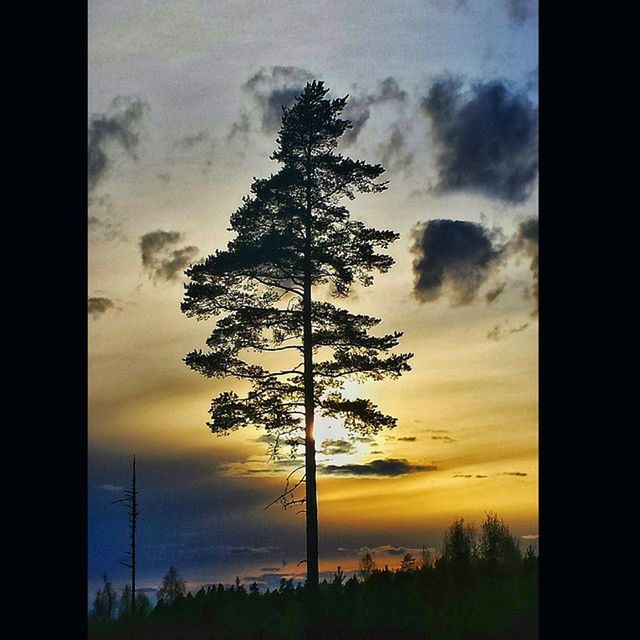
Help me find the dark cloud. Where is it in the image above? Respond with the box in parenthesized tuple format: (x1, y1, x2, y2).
(397, 436, 417, 442)
(510, 217, 538, 315)
(412, 219, 505, 305)
(321, 458, 437, 477)
(319, 439, 356, 456)
(140, 230, 199, 282)
(487, 322, 530, 341)
(424, 429, 449, 433)
(342, 77, 407, 146)
(88, 297, 115, 319)
(88, 96, 148, 193)
(421, 77, 538, 203)
(497, 471, 527, 477)
(504, 0, 537, 25)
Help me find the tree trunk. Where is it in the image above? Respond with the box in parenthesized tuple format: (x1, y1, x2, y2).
(131, 455, 137, 614)
(303, 142, 319, 587)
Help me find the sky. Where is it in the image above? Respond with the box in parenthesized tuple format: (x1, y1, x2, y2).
(88, 0, 538, 599)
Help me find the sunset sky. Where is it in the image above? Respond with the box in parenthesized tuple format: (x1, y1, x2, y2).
(88, 0, 538, 598)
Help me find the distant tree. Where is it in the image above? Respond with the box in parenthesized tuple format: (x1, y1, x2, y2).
(332, 566, 346, 585)
(181, 81, 412, 587)
(523, 544, 538, 571)
(441, 518, 477, 569)
(157, 566, 186, 607)
(399, 553, 416, 572)
(91, 587, 106, 622)
(357, 551, 377, 581)
(478, 512, 521, 570)
(91, 575, 117, 622)
(420, 545, 434, 570)
(134, 591, 152, 617)
(118, 584, 132, 620)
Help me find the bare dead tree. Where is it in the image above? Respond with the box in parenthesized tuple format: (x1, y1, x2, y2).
(113, 455, 138, 614)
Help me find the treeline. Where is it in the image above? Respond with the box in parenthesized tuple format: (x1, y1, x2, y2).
(89, 513, 538, 640)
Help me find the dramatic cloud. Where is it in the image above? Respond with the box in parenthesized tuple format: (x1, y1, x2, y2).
(319, 439, 356, 456)
(412, 219, 505, 305)
(88, 297, 115, 319)
(497, 471, 527, 477)
(397, 436, 417, 442)
(504, 0, 537, 25)
(321, 458, 437, 477)
(140, 230, 199, 282)
(510, 217, 539, 315)
(421, 77, 538, 203)
(88, 96, 148, 193)
(487, 322, 529, 341)
(342, 77, 408, 146)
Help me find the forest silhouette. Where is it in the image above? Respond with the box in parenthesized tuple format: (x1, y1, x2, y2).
(88, 512, 538, 640)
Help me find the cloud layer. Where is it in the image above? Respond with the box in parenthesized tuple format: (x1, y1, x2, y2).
(321, 458, 437, 477)
(421, 77, 538, 203)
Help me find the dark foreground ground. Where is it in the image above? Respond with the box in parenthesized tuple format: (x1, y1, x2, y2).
(89, 566, 538, 640)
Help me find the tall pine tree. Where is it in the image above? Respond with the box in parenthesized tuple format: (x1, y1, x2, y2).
(182, 81, 412, 586)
